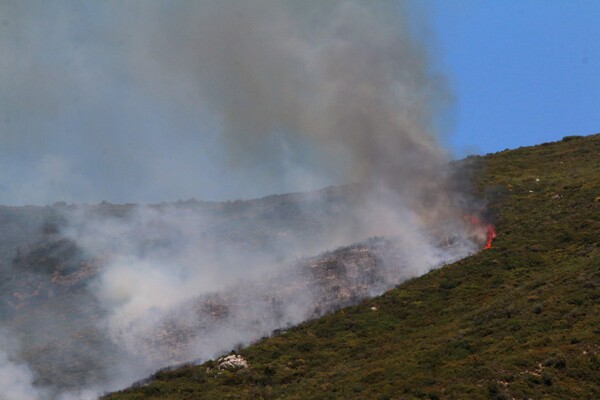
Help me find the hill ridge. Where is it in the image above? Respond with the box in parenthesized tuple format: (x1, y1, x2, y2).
(104, 133, 600, 399)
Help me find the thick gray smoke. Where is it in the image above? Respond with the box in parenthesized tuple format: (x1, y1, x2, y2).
(124, 0, 452, 206)
(0, 0, 449, 205)
(0, 1, 486, 399)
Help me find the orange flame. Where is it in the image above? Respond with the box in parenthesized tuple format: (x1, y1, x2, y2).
(483, 224, 496, 250)
(463, 214, 496, 250)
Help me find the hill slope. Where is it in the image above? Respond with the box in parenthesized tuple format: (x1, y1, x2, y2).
(104, 133, 600, 399)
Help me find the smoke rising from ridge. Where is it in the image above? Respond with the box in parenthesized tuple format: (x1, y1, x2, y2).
(0, 0, 450, 204)
(0, 1, 488, 399)
(127, 0, 451, 199)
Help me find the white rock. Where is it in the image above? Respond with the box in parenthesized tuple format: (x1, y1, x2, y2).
(217, 354, 249, 370)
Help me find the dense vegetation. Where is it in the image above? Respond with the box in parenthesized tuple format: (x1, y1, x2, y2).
(104, 133, 600, 399)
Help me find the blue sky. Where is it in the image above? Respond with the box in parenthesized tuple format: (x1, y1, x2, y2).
(1, 1, 599, 205)
(427, 0, 600, 156)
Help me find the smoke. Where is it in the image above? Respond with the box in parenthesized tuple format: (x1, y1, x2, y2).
(0, 1, 488, 399)
(0, 335, 45, 400)
(0, 193, 482, 399)
(124, 0, 452, 203)
(0, 0, 449, 204)
(60, 198, 477, 384)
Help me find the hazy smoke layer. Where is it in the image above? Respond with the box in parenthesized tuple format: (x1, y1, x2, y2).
(0, 0, 449, 204)
(124, 0, 452, 207)
(0, 1, 486, 399)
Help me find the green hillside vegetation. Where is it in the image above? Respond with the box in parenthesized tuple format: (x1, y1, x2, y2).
(104, 134, 600, 400)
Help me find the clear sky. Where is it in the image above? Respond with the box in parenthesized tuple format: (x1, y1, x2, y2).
(1, 1, 599, 205)
(426, 0, 600, 157)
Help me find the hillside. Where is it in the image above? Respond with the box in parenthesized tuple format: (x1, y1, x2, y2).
(0, 170, 477, 397)
(104, 133, 600, 399)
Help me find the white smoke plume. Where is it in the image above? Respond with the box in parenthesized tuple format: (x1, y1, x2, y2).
(0, 330, 59, 400)
(0, 348, 43, 400)
(0, 1, 489, 399)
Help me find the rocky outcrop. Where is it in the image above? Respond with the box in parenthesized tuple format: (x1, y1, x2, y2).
(217, 354, 249, 370)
